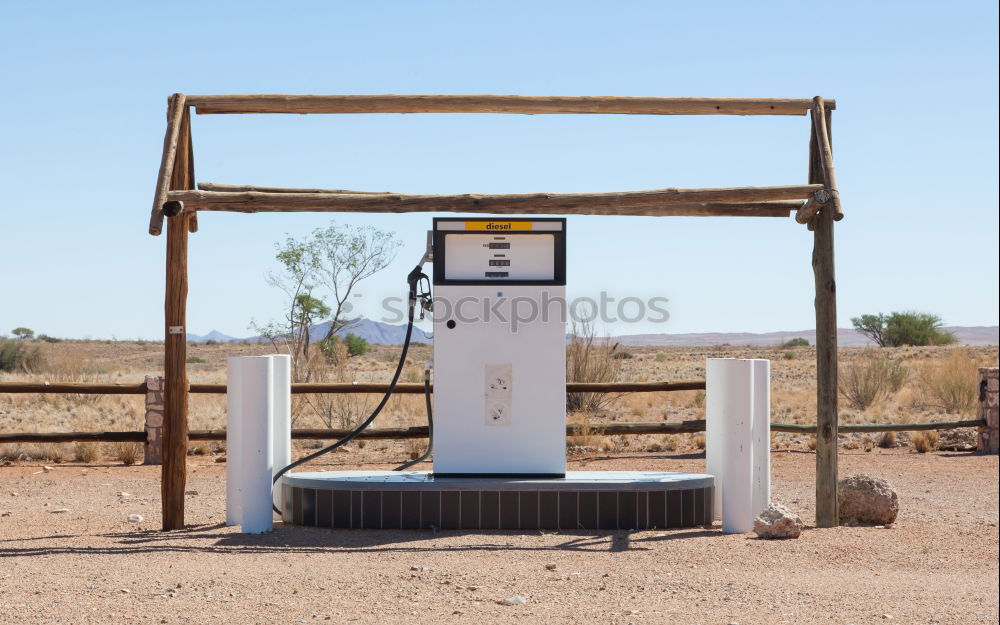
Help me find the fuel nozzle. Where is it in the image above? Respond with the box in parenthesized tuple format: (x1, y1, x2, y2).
(407, 231, 434, 319)
(407, 265, 433, 320)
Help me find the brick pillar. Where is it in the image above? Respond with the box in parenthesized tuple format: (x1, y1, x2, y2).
(977, 367, 999, 454)
(144, 375, 165, 465)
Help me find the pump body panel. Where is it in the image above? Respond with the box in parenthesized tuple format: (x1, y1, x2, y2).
(432, 218, 567, 476)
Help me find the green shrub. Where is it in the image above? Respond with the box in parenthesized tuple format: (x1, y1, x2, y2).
(11, 327, 34, 339)
(344, 333, 370, 357)
(852, 311, 956, 347)
(782, 337, 810, 348)
(0, 338, 43, 372)
(37, 334, 63, 343)
(186, 356, 207, 364)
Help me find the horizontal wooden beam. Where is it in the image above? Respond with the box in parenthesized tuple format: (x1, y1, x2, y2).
(795, 189, 831, 224)
(771, 420, 985, 434)
(1, 419, 984, 444)
(187, 95, 835, 116)
(0, 380, 706, 396)
(168, 185, 818, 217)
(0, 382, 147, 394)
(198, 182, 392, 195)
(0, 431, 148, 443)
(190, 380, 707, 394)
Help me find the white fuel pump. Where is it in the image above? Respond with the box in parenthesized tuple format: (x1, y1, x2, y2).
(431, 218, 567, 476)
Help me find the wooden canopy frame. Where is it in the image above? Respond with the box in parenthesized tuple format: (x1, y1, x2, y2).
(149, 94, 843, 531)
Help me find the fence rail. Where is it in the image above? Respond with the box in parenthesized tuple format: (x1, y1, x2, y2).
(0, 419, 986, 445)
(0, 380, 985, 446)
(0, 380, 707, 395)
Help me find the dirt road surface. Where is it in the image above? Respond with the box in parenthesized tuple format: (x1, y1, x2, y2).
(2, 450, 997, 625)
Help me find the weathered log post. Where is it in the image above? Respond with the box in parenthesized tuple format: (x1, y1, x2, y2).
(978, 367, 999, 454)
(811, 97, 840, 528)
(162, 96, 194, 530)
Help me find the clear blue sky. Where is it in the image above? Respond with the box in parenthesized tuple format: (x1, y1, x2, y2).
(1, 1, 997, 340)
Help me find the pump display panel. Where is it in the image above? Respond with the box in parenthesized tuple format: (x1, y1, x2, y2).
(433, 218, 566, 285)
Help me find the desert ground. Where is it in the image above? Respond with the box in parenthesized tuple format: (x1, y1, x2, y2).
(1, 341, 998, 624)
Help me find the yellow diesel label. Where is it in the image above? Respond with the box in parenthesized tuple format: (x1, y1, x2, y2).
(464, 221, 533, 231)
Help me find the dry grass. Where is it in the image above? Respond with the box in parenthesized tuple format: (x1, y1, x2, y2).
(0, 340, 995, 461)
(566, 320, 623, 412)
(911, 430, 939, 453)
(73, 441, 99, 462)
(916, 349, 984, 414)
(111, 442, 142, 465)
(838, 350, 908, 410)
(879, 431, 897, 448)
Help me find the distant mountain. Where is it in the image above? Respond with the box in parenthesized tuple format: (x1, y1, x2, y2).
(186, 318, 431, 345)
(307, 318, 432, 345)
(186, 329, 243, 343)
(609, 326, 999, 347)
(186, 321, 996, 347)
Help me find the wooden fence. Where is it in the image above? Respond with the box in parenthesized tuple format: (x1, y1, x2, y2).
(0, 380, 985, 444)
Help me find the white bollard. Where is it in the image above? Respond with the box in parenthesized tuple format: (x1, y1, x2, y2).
(225, 358, 244, 527)
(751, 359, 771, 519)
(226, 355, 290, 534)
(270, 355, 291, 512)
(706, 359, 754, 533)
(706, 358, 771, 534)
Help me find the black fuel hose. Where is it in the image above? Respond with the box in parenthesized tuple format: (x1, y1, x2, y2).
(271, 266, 428, 514)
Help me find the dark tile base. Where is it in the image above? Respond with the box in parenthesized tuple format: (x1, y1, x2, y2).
(283, 485, 714, 530)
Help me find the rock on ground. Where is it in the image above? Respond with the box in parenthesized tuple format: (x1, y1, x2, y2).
(937, 428, 977, 451)
(839, 473, 899, 525)
(753, 503, 803, 538)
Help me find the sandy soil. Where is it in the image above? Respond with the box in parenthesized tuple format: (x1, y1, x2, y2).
(1, 449, 997, 625)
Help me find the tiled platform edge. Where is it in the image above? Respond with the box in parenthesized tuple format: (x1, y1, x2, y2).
(281, 471, 714, 530)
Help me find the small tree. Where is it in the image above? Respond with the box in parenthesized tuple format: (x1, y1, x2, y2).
(850, 314, 889, 347)
(885, 312, 956, 346)
(11, 327, 34, 339)
(343, 333, 370, 357)
(851, 311, 956, 347)
(253, 223, 399, 428)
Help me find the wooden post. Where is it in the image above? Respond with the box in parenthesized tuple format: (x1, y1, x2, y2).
(162, 105, 194, 530)
(811, 103, 839, 528)
(149, 94, 186, 236)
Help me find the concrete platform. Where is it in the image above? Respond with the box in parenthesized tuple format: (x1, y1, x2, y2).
(281, 471, 714, 530)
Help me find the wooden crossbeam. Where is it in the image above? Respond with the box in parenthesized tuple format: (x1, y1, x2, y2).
(186, 95, 836, 116)
(167, 185, 818, 217)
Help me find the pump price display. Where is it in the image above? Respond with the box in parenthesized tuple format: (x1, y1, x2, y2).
(443, 233, 555, 281)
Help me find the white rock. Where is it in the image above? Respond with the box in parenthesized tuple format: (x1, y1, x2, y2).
(754, 503, 804, 539)
(839, 474, 899, 526)
(51, 508, 70, 514)
(119, 492, 131, 497)
(545, 562, 557, 571)
(128, 514, 144, 522)
(43, 465, 54, 472)
(502, 595, 527, 606)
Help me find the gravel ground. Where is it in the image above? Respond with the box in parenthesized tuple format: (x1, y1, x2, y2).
(1, 449, 997, 625)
